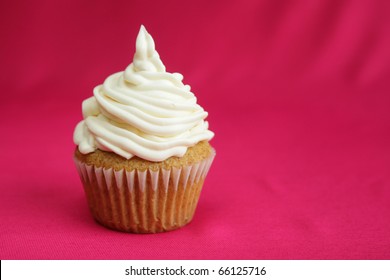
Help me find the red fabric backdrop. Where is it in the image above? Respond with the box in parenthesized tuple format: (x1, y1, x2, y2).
(1, 0, 389, 259)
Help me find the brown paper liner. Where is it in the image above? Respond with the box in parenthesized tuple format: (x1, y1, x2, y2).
(74, 150, 215, 233)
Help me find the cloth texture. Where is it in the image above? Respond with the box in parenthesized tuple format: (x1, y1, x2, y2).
(1, 0, 389, 259)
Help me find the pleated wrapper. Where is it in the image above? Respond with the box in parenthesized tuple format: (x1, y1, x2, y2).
(74, 149, 215, 233)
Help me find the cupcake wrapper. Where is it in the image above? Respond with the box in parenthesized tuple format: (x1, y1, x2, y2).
(74, 150, 215, 233)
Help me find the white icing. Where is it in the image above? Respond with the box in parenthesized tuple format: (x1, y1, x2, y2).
(74, 25, 214, 161)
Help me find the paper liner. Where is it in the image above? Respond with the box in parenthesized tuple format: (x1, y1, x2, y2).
(74, 150, 215, 233)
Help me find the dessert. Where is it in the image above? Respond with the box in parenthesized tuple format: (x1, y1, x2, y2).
(73, 25, 215, 233)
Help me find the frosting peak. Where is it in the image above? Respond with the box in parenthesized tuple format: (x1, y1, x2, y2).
(74, 25, 214, 161)
(131, 25, 165, 73)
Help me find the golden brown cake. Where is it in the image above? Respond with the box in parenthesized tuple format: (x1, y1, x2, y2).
(74, 142, 214, 233)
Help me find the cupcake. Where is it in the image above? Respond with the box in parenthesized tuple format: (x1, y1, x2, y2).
(73, 25, 215, 233)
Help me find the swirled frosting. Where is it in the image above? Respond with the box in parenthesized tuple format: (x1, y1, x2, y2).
(74, 25, 214, 161)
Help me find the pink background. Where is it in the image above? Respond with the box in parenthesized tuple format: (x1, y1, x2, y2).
(1, 0, 389, 259)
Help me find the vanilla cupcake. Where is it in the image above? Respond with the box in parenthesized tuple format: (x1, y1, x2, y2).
(73, 26, 215, 233)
